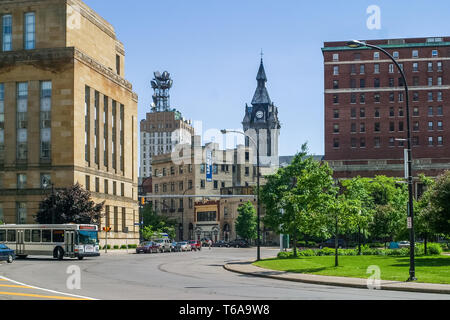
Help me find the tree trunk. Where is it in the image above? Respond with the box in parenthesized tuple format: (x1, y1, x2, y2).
(424, 235, 428, 256)
(335, 215, 339, 267)
(358, 225, 361, 255)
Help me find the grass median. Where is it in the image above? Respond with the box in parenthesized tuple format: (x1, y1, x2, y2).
(253, 255, 450, 284)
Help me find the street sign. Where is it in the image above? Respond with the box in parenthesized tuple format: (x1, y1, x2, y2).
(206, 149, 213, 182)
(407, 217, 412, 229)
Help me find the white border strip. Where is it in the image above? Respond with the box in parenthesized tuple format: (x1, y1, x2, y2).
(0, 276, 99, 300)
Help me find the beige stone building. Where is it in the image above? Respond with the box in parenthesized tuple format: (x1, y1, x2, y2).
(150, 135, 263, 241)
(0, 0, 139, 246)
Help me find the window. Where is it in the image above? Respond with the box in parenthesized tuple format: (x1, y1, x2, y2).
(413, 137, 419, 146)
(350, 79, 356, 88)
(42, 230, 51, 243)
(360, 64, 365, 74)
(360, 93, 365, 104)
(197, 211, 217, 222)
(437, 91, 443, 101)
(17, 202, 26, 224)
(350, 64, 356, 74)
(399, 121, 404, 132)
(438, 77, 442, 86)
(399, 107, 404, 117)
(104, 180, 109, 194)
(179, 181, 184, 191)
(428, 106, 434, 116)
(0, 83, 4, 162)
(438, 136, 443, 145)
(389, 137, 395, 147)
(413, 63, 419, 72)
(374, 137, 381, 148)
(333, 66, 339, 75)
(40, 174, 51, 188)
(333, 138, 339, 148)
(374, 122, 380, 132)
(354, 53, 361, 60)
(17, 174, 26, 189)
(428, 121, 434, 131)
(428, 92, 433, 102)
(428, 137, 434, 146)
(374, 78, 380, 88)
(121, 183, 125, 196)
(333, 80, 339, 89)
(40, 81, 52, 160)
(438, 121, 443, 130)
(351, 123, 356, 133)
(200, 180, 205, 189)
(389, 122, 395, 132)
(374, 108, 380, 118)
(374, 93, 380, 102)
(374, 64, 380, 74)
(413, 121, 419, 131)
(17, 82, 28, 160)
(428, 62, 433, 72)
(437, 62, 443, 72)
(333, 124, 339, 133)
(350, 94, 356, 104)
(116, 54, 121, 75)
(333, 94, 339, 104)
(412, 50, 418, 58)
(389, 107, 395, 117)
(351, 108, 356, 118)
(213, 180, 218, 189)
(389, 64, 394, 73)
(2, 15, 12, 51)
(437, 106, 443, 116)
(393, 51, 399, 59)
(398, 77, 404, 87)
(32, 230, 41, 243)
(360, 108, 365, 118)
(24, 13, 35, 50)
(413, 77, 419, 86)
(200, 164, 205, 174)
(389, 92, 395, 102)
(332, 53, 339, 61)
(360, 137, 366, 148)
(373, 52, 380, 60)
(399, 92, 404, 102)
(432, 50, 438, 57)
(413, 92, 419, 102)
(351, 138, 357, 148)
(85, 175, 90, 191)
(333, 109, 339, 119)
(428, 77, 433, 86)
(360, 123, 366, 133)
(413, 107, 419, 117)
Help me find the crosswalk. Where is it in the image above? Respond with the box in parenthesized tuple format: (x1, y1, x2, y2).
(0, 277, 95, 300)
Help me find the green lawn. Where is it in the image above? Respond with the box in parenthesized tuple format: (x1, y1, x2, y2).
(254, 255, 450, 284)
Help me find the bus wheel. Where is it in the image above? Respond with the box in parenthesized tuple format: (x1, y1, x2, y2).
(78, 257, 84, 260)
(55, 247, 64, 260)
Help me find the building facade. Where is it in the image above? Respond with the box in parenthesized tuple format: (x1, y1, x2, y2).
(0, 0, 139, 246)
(139, 71, 194, 180)
(323, 37, 450, 187)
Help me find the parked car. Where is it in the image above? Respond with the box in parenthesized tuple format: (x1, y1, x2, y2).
(0, 244, 15, 263)
(201, 238, 211, 247)
(175, 242, 192, 252)
(398, 241, 411, 248)
(212, 240, 229, 248)
(228, 240, 250, 248)
(318, 239, 347, 249)
(154, 238, 173, 253)
(171, 241, 177, 252)
(188, 240, 202, 251)
(136, 241, 159, 254)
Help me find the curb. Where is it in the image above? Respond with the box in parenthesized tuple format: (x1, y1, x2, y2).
(223, 261, 450, 295)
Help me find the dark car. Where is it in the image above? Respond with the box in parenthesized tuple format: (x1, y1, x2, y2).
(136, 241, 159, 254)
(212, 240, 229, 248)
(0, 244, 15, 263)
(228, 240, 250, 248)
(188, 240, 202, 251)
(318, 239, 347, 249)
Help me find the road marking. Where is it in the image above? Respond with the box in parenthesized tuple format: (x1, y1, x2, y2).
(0, 291, 90, 300)
(0, 284, 32, 289)
(0, 276, 98, 300)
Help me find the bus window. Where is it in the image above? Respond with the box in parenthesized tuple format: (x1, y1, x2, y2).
(53, 230, 64, 243)
(32, 230, 41, 243)
(25, 230, 31, 242)
(0, 230, 5, 242)
(42, 230, 51, 243)
(7, 230, 16, 242)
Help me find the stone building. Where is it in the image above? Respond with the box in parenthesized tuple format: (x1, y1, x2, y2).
(0, 0, 139, 246)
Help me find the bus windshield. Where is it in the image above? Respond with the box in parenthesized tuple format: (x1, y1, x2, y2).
(78, 230, 98, 245)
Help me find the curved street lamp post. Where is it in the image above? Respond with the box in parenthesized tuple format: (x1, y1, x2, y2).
(347, 40, 416, 281)
(221, 129, 261, 261)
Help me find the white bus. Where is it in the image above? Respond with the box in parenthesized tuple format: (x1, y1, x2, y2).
(0, 224, 100, 260)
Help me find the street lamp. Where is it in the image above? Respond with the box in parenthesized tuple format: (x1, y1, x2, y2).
(221, 129, 261, 261)
(347, 40, 417, 281)
(42, 177, 56, 225)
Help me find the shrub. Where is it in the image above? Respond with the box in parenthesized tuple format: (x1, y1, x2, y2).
(298, 249, 316, 257)
(277, 251, 294, 259)
(316, 248, 335, 256)
(128, 244, 137, 249)
(103, 245, 111, 250)
(427, 243, 443, 255)
(120, 245, 127, 249)
(113, 245, 119, 250)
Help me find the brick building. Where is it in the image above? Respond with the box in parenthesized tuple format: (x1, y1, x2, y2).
(323, 37, 450, 190)
(0, 0, 139, 246)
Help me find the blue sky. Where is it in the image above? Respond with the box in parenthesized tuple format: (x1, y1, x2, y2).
(84, 0, 450, 156)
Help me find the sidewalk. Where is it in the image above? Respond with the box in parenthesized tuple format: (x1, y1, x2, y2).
(100, 249, 135, 255)
(224, 261, 450, 295)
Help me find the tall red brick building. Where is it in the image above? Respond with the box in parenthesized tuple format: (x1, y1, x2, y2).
(322, 37, 450, 192)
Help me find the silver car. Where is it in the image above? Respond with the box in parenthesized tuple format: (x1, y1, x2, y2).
(154, 238, 172, 253)
(176, 242, 192, 252)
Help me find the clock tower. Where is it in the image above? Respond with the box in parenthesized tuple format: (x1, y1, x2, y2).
(243, 58, 281, 168)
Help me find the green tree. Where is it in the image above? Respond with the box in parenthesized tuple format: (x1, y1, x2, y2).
(414, 174, 436, 255)
(235, 201, 257, 242)
(140, 203, 177, 240)
(35, 183, 104, 225)
(426, 170, 450, 237)
(261, 144, 336, 257)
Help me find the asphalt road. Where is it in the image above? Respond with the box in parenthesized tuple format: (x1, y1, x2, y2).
(0, 247, 449, 300)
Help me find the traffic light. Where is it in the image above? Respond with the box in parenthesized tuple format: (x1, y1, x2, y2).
(103, 227, 111, 232)
(141, 197, 145, 206)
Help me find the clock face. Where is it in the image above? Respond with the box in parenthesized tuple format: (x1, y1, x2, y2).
(256, 111, 264, 119)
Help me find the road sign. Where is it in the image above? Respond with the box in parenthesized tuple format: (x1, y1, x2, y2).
(407, 217, 412, 229)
